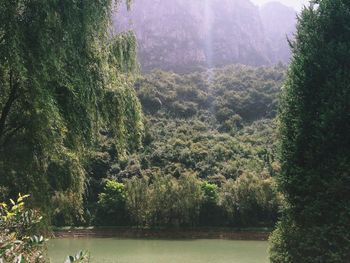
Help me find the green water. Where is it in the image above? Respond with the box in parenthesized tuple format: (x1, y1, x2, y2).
(49, 238, 268, 263)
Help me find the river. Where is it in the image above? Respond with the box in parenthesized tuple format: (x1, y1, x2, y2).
(49, 238, 268, 263)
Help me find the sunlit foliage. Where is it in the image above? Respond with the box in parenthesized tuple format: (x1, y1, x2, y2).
(0, 194, 89, 262)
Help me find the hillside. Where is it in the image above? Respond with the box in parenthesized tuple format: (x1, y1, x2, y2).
(133, 65, 285, 181)
(113, 0, 296, 72)
(87, 65, 286, 227)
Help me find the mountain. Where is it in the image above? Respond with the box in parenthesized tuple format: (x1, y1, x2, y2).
(251, 0, 308, 11)
(260, 2, 296, 63)
(113, 0, 296, 72)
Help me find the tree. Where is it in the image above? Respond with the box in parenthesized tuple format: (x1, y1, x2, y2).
(148, 174, 179, 226)
(95, 180, 127, 226)
(199, 181, 223, 226)
(174, 173, 203, 226)
(220, 172, 280, 226)
(125, 176, 150, 226)
(0, 0, 143, 222)
(270, 1, 350, 262)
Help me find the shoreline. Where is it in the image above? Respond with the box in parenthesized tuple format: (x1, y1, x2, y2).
(53, 227, 272, 241)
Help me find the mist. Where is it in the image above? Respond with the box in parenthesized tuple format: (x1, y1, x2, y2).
(251, 0, 309, 10)
(114, 0, 297, 72)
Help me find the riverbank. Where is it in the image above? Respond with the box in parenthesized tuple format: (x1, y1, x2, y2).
(53, 227, 272, 241)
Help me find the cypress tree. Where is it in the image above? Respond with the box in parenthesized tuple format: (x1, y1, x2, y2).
(269, 0, 350, 262)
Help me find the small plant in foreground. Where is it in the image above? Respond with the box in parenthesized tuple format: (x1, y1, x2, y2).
(0, 194, 89, 263)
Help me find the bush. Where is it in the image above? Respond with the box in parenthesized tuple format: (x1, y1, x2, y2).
(0, 194, 90, 263)
(0, 194, 46, 263)
(220, 173, 280, 226)
(175, 173, 203, 226)
(125, 176, 150, 226)
(124, 173, 203, 227)
(94, 180, 128, 226)
(199, 182, 224, 226)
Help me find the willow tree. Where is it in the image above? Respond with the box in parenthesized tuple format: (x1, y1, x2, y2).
(270, 0, 350, 262)
(0, 0, 143, 223)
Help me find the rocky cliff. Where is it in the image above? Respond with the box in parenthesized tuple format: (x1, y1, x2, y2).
(260, 1, 296, 64)
(113, 0, 296, 72)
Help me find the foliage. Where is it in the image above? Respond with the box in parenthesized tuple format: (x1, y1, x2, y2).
(95, 180, 127, 226)
(132, 65, 283, 182)
(201, 182, 219, 204)
(0, 194, 46, 263)
(1, 7, 285, 229)
(125, 176, 150, 226)
(270, 1, 350, 262)
(136, 65, 285, 124)
(220, 173, 280, 226)
(97, 171, 280, 227)
(199, 182, 222, 226)
(0, 0, 143, 224)
(86, 65, 284, 227)
(0, 194, 90, 262)
(64, 251, 90, 263)
(123, 173, 203, 227)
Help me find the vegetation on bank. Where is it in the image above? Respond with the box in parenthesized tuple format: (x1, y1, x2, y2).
(0, 0, 286, 231)
(0, 195, 88, 262)
(2, 0, 349, 262)
(1, 50, 286, 228)
(88, 65, 285, 228)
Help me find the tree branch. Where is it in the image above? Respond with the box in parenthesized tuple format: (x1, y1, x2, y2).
(0, 123, 26, 148)
(0, 70, 19, 139)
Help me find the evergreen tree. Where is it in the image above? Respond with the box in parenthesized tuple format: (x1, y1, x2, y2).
(270, 1, 350, 262)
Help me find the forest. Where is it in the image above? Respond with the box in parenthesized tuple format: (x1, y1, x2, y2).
(91, 65, 285, 228)
(1, 0, 350, 262)
(1, 63, 286, 228)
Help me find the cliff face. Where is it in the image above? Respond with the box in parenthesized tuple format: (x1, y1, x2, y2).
(113, 0, 296, 72)
(260, 2, 297, 64)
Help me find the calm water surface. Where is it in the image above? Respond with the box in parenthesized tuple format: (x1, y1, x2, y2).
(49, 238, 268, 263)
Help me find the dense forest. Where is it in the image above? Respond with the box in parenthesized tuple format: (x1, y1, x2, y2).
(89, 65, 286, 227)
(1, 54, 286, 228)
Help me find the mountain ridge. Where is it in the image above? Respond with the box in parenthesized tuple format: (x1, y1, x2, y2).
(113, 0, 296, 72)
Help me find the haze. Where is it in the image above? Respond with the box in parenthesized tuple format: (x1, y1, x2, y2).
(251, 0, 309, 10)
(115, 0, 297, 71)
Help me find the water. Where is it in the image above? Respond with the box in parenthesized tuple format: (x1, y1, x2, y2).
(49, 238, 268, 263)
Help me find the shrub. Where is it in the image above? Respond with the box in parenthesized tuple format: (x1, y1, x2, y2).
(175, 173, 203, 226)
(199, 182, 224, 226)
(0, 194, 46, 263)
(220, 173, 280, 226)
(124, 172, 203, 227)
(125, 176, 150, 227)
(0, 194, 90, 263)
(95, 180, 128, 226)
